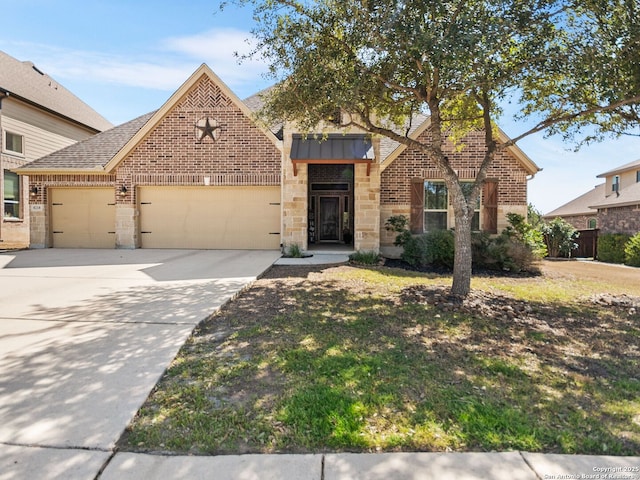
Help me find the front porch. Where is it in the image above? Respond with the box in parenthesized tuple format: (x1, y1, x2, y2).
(281, 133, 381, 253)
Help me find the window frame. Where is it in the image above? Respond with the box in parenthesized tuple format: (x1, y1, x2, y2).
(587, 218, 597, 229)
(3, 169, 21, 220)
(423, 180, 480, 232)
(3, 130, 24, 156)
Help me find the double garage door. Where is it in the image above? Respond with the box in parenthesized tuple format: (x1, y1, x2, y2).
(50, 186, 281, 249)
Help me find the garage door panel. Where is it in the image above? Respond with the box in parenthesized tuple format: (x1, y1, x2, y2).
(139, 187, 280, 249)
(51, 188, 116, 248)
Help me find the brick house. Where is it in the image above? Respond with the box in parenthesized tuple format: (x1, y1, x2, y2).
(16, 64, 539, 252)
(545, 158, 640, 236)
(1, 51, 112, 247)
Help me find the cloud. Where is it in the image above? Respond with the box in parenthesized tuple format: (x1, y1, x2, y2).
(1, 28, 271, 95)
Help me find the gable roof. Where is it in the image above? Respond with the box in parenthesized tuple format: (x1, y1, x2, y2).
(0, 50, 113, 132)
(15, 112, 155, 173)
(103, 64, 282, 172)
(543, 183, 605, 218)
(597, 158, 640, 178)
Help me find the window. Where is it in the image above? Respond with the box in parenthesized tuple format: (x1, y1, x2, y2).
(424, 181, 448, 231)
(424, 181, 480, 232)
(3, 170, 20, 219)
(612, 175, 620, 193)
(4, 131, 24, 155)
(588, 218, 597, 229)
(636, 170, 640, 183)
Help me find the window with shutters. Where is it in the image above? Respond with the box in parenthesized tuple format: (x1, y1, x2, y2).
(423, 181, 479, 232)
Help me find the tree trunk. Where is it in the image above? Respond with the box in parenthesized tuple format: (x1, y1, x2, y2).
(451, 207, 473, 297)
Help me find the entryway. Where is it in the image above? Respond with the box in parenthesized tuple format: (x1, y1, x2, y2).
(308, 164, 354, 246)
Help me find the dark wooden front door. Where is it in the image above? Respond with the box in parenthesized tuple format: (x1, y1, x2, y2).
(319, 196, 340, 241)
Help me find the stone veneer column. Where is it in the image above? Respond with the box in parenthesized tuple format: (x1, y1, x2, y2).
(115, 204, 137, 249)
(28, 204, 47, 248)
(354, 163, 380, 252)
(281, 158, 308, 251)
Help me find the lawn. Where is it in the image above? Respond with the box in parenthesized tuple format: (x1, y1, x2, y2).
(119, 261, 640, 456)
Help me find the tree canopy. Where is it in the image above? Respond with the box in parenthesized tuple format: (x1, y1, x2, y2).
(228, 0, 640, 295)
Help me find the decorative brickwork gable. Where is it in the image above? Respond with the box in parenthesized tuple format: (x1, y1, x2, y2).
(116, 75, 281, 199)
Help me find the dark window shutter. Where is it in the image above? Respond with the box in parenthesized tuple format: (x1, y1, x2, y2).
(482, 180, 498, 234)
(410, 179, 424, 234)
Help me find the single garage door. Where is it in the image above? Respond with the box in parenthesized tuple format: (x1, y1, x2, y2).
(50, 188, 116, 248)
(139, 186, 281, 249)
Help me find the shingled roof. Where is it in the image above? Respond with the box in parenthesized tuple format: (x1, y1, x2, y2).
(17, 112, 155, 171)
(0, 50, 113, 132)
(543, 183, 605, 218)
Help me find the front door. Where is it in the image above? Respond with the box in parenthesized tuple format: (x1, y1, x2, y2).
(319, 196, 340, 241)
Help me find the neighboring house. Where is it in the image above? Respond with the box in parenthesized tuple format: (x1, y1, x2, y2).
(591, 158, 640, 235)
(545, 158, 640, 236)
(0, 50, 112, 246)
(16, 64, 539, 252)
(543, 184, 605, 230)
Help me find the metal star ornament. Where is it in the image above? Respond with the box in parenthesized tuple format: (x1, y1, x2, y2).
(195, 117, 221, 142)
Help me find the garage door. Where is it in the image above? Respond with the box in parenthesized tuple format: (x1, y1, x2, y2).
(139, 186, 281, 249)
(50, 188, 116, 248)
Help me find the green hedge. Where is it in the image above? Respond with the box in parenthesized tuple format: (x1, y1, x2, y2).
(624, 233, 640, 267)
(597, 233, 631, 264)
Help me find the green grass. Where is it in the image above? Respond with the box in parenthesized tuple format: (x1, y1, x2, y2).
(120, 265, 640, 455)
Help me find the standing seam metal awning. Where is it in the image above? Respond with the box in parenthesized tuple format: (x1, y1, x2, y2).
(290, 134, 374, 175)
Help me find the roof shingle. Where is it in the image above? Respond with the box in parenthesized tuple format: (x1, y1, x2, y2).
(0, 50, 113, 132)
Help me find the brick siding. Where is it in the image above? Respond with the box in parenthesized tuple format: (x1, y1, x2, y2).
(381, 129, 528, 206)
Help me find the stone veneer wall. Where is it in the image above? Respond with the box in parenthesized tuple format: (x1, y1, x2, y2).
(598, 205, 640, 235)
(354, 163, 380, 251)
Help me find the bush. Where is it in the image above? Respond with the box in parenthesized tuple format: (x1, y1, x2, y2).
(504, 212, 548, 258)
(472, 232, 538, 273)
(624, 233, 640, 267)
(285, 243, 303, 258)
(540, 217, 578, 258)
(349, 250, 381, 265)
(399, 230, 455, 269)
(598, 233, 631, 264)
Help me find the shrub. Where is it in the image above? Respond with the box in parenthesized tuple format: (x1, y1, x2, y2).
(624, 232, 640, 267)
(504, 212, 548, 259)
(349, 250, 381, 265)
(285, 243, 303, 258)
(399, 230, 455, 269)
(540, 217, 578, 258)
(598, 233, 630, 264)
(385, 215, 412, 248)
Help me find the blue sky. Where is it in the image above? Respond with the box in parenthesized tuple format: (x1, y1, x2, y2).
(1, 0, 637, 214)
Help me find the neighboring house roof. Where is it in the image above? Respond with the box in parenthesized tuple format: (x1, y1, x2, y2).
(0, 50, 113, 132)
(543, 183, 605, 218)
(16, 112, 155, 173)
(590, 181, 640, 209)
(597, 158, 640, 178)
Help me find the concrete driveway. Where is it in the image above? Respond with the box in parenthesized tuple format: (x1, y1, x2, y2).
(0, 249, 280, 479)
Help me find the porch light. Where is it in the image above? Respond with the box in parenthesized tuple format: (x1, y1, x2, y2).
(118, 185, 128, 197)
(30, 185, 38, 196)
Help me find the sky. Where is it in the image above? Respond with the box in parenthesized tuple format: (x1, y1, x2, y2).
(1, 0, 637, 214)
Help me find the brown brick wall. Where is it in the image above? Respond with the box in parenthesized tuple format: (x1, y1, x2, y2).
(598, 205, 640, 235)
(381, 129, 529, 206)
(116, 75, 281, 204)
